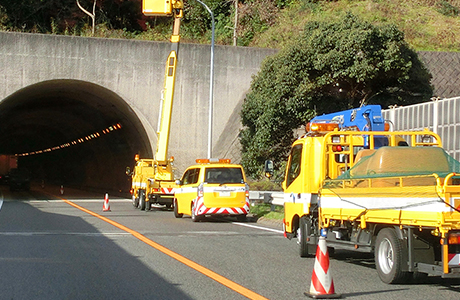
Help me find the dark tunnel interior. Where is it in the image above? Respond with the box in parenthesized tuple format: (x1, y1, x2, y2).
(0, 79, 153, 194)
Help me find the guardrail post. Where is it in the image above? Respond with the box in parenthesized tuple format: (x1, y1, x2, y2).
(263, 193, 276, 211)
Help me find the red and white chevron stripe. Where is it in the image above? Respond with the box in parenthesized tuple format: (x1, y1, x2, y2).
(305, 236, 340, 298)
(193, 197, 250, 217)
(449, 253, 460, 266)
(160, 187, 175, 195)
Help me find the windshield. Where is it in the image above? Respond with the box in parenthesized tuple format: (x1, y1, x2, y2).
(286, 144, 302, 187)
(205, 167, 244, 184)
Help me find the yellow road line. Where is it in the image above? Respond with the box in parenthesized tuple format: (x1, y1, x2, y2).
(61, 198, 269, 300)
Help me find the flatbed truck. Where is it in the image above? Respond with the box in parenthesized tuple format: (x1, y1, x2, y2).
(282, 106, 460, 283)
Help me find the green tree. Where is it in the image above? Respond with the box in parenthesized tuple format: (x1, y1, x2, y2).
(0, 0, 144, 34)
(240, 13, 433, 178)
(0, 0, 75, 32)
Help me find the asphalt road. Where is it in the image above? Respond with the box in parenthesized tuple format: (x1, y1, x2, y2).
(0, 184, 459, 300)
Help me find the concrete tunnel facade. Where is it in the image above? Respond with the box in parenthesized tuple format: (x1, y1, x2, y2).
(0, 79, 153, 192)
(0, 32, 277, 194)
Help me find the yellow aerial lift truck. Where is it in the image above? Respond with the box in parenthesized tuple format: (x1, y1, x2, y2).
(127, 0, 183, 211)
(282, 105, 460, 283)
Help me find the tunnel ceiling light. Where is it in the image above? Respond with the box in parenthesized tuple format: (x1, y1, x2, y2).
(15, 122, 123, 157)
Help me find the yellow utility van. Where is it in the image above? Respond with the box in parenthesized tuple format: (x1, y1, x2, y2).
(174, 159, 249, 222)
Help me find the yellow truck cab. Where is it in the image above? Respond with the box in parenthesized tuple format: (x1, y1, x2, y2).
(174, 159, 249, 222)
(129, 155, 176, 210)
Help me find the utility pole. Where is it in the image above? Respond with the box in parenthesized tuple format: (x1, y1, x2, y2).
(233, 0, 238, 46)
(194, 0, 215, 158)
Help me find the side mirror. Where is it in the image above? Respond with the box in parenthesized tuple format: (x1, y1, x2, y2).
(264, 160, 274, 178)
(125, 167, 131, 176)
(175, 179, 182, 185)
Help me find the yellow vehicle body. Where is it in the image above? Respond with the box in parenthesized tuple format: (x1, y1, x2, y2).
(142, 0, 173, 16)
(319, 146, 460, 230)
(131, 159, 155, 192)
(174, 160, 249, 222)
(283, 130, 443, 232)
(283, 129, 460, 283)
(130, 157, 176, 208)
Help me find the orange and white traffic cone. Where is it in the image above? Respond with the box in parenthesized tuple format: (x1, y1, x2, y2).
(305, 236, 341, 299)
(60, 185, 64, 195)
(102, 193, 111, 212)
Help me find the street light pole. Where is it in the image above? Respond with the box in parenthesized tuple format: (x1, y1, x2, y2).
(195, 0, 215, 159)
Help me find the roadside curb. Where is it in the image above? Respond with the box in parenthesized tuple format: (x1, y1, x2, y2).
(256, 216, 283, 231)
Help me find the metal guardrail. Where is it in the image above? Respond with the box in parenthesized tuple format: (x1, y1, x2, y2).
(249, 191, 284, 206)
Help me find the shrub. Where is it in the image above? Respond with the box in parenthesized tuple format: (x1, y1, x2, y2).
(240, 13, 433, 178)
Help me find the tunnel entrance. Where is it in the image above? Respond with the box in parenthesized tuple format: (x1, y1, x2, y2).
(0, 79, 153, 194)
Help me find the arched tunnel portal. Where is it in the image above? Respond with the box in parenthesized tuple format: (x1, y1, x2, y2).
(0, 79, 153, 194)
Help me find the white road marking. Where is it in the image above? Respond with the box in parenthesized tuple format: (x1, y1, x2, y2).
(232, 222, 283, 234)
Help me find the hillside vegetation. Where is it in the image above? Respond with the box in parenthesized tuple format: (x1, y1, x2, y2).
(0, 1, 458, 51)
(251, 0, 460, 51)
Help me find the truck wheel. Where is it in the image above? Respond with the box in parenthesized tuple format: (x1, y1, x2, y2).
(191, 203, 201, 222)
(298, 216, 313, 257)
(139, 190, 146, 210)
(132, 194, 139, 208)
(236, 214, 246, 222)
(375, 228, 408, 284)
(174, 199, 183, 218)
(410, 271, 428, 283)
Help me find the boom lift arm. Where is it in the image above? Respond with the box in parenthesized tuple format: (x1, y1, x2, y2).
(154, 1, 183, 166)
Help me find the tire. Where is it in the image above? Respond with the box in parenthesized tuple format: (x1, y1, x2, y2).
(375, 228, 409, 284)
(298, 216, 313, 257)
(410, 271, 428, 283)
(138, 190, 146, 210)
(174, 199, 183, 218)
(236, 214, 246, 222)
(132, 194, 139, 208)
(191, 202, 201, 222)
